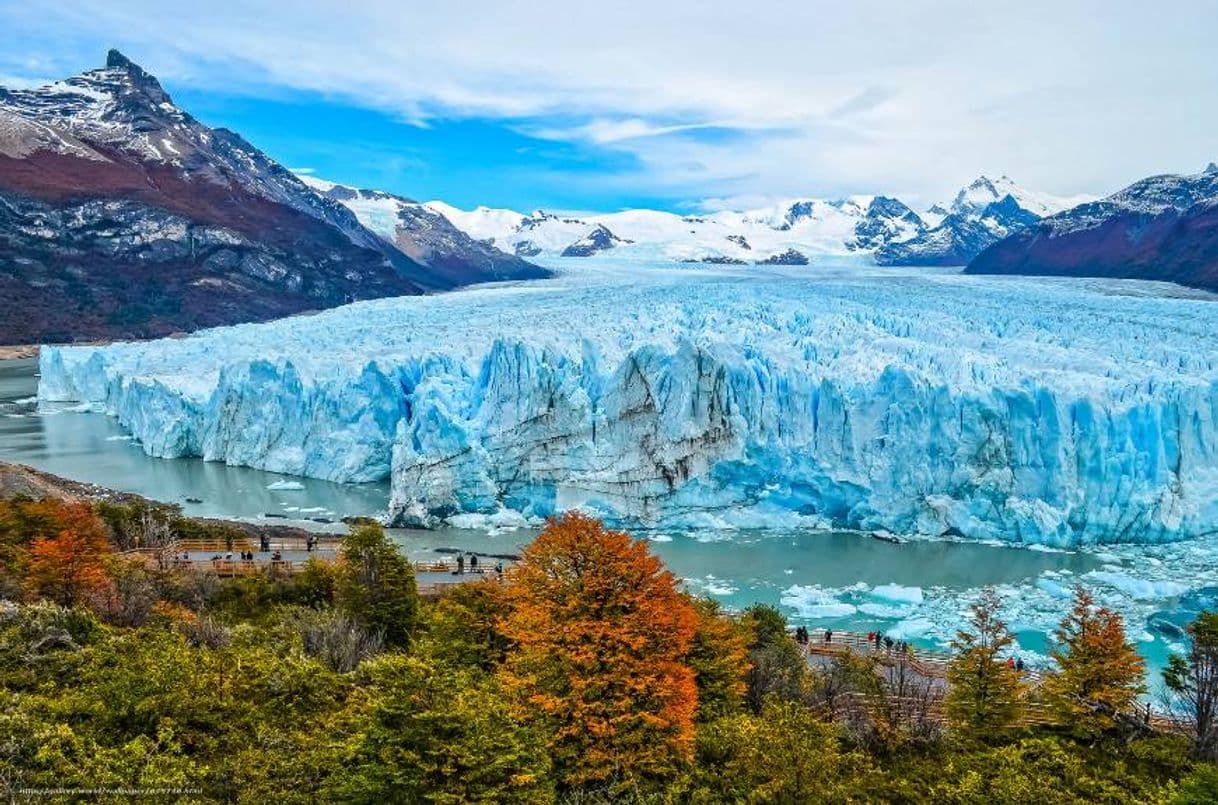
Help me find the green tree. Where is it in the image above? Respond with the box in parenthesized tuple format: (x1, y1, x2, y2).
(1173, 763, 1218, 805)
(687, 597, 749, 721)
(740, 604, 807, 714)
(1163, 611, 1218, 760)
(325, 654, 553, 804)
(687, 700, 872, 803)
(336, 524, 419, 649)
(425, 578, 513, 672)
(946, 587, 1025, 735)
(1045, 587, 1145, 738)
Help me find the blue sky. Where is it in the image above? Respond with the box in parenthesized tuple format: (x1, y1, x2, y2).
(2, 0, 1216, 213)
(173, 89, 654, 212)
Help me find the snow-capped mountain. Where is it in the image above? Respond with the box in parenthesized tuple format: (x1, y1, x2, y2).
(0, 50, 428, 344)
(968, 164, 1218, 291)
(873, 176, 1090, 266)
(425, 176, 1085, 268)
(300, 177, 549, 288)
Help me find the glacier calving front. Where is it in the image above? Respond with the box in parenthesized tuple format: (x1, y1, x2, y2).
(38, 263, 1218, 546)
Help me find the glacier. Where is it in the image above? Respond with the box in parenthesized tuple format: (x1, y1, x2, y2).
(37, 260, 1218, 546)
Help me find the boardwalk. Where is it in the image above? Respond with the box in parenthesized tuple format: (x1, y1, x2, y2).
(795, 629, 1182, 732)
(122, 537, 509, 598)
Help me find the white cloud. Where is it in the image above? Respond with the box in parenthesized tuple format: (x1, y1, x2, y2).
(1, 0, 1214, 206)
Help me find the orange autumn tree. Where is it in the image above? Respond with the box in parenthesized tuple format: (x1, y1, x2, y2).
(24, 500, 112, 607)
(498, 512, 699, 794)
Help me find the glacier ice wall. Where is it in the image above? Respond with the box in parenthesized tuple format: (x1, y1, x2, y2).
(38, 262, 1218, 546)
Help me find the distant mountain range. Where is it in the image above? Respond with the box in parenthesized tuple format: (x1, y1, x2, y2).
(967, 164, 1218, 292)
(0, 51, 545, 345)
(3, 50, 1213, 344)
(420, 175, 1093, 267)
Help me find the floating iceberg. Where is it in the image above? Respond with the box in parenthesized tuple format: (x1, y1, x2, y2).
(37, 261, 1218, 546)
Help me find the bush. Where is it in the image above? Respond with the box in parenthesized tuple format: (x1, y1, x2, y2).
(286, 607, 382, 673)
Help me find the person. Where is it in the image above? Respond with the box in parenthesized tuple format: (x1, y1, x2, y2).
(470, 553, 478, 571)
(1015, 657, 1025, 673)
(272, 550, 282, 561)
(260, 535, 269, 553)
(884, 636, 893, 651)
(495, 561, 504, 578)
(824, 629, 833, 644)
(457, 554, 465, 575)
(1006, 656, 1015, 669)
(875, 632, 883, 650)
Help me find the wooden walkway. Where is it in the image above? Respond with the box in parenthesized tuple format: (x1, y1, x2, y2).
(795, 629, 1185, 731)
(123, 539, 508, 601)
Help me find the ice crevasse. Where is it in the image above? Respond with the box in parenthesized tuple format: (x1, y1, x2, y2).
(36, 268, 1218, 546)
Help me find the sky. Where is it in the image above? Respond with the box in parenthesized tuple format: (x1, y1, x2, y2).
(1, 0, 1215, 213)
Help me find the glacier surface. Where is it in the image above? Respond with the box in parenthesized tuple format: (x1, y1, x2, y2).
(37, 260, 1218, 546)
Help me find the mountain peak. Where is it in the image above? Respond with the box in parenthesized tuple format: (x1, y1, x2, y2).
(106, 49, 137, 71)
(102, 49, 162, 90)
(1204, 162, 1218, 175)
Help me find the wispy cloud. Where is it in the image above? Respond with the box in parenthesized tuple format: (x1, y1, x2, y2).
(1, 0, 1214, 208)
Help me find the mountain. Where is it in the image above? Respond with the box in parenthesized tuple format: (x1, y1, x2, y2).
(849, 196, 926, 251)
(300, 177, 549, 289)
(874, 176, 1089, 266)
(561, 224, 631, 256)
(0, 51, 422, 345)
(966, 165, 1218, 291)
(428, 178, 1085, 267)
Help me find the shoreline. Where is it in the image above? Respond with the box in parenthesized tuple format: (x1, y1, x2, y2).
(0, 345, 39, 361)
(0, 459, 329, 546)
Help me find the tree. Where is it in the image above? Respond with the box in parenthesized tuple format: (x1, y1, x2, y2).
(24, 503, 112, 607)
(1045, 587, 1145, 738)
(426, 578, 513, 673)
(324, 654, 553, 804)
(686, 597, 749, 721)
(1163, 611, 1218, 760)
(740, 604, 807, 714)
(687, 701, 872, 804)
(946, 587, 1025, 735)
(497, 512, 698, 794)
(335, 523, 419, 649)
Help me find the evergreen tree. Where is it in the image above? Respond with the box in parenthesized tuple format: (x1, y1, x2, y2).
(946, 587, 1025, 735)
(1045, 587, 1145, 737)
(1163, 611, 1218, 760)
(335, 523, 419, 649)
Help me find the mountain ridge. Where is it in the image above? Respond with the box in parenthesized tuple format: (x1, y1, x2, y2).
(966, 165, 1218, 292)
(0, 51, 544, 345)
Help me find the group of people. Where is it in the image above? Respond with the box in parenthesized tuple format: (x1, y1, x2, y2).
(208, 550, 279, 562)
(453, 553, 506, 577)
(865, 631, 908, 654)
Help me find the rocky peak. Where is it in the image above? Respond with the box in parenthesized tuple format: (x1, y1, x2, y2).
(1204, 162, 1218, 175)
(867, 195, 920, 222)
